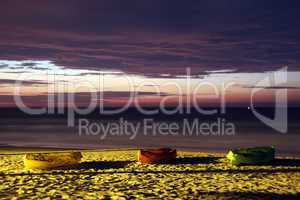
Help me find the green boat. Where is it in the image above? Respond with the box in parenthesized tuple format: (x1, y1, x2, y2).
(226, 146, 275, 165)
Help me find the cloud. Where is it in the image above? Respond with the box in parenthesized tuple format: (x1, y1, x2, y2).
(0, 27, 298, 76)
(0, 1, 300, 77)
(20, 62, 36, 67)
(235, 84, 300, 90)
(0, 0, 299, 92)
(0, 64, 8, 68)
(205, 69, 238, 74)
(0, 79, 48, 86)
(44, 91, 171, 98)
(142, 84, 160, 87)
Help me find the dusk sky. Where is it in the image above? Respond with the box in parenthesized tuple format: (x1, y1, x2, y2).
(1, 0, 300, 107)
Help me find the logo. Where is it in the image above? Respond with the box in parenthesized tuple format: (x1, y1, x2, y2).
(250, 67, 288, 133)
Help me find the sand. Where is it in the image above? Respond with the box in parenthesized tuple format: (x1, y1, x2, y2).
(0, 150, 300, 199)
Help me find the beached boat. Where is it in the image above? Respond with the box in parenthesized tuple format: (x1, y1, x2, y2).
(138, 148, 177, 164)
(24, 152, 82, 169)
(226, 146, 275, 165)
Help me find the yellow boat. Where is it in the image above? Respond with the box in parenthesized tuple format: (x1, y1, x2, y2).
(24, 152, 82, 170)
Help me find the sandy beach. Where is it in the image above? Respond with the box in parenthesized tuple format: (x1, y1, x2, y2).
(1, 0, 300, 199)
(0, 150, 299, 199)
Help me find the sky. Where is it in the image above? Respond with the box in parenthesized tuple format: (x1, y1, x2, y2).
(0, 0, 300, 107)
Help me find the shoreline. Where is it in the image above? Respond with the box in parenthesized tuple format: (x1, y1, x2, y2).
(1, 145, 299, 157)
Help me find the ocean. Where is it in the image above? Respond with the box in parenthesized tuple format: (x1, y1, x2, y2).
(0, 107, 299, 155)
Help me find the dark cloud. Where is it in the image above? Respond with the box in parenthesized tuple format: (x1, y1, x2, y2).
(78, 72, 124, 76)
(0, 79, 48, 86)
(237, 85, 300, 90)
(20, 63, 36, 67)
(43, 91, 170, 98)
(0, 71, 31, 74)
(0, 1, 300, 76)
(0, 64, 9, 68)
(142, 84, 161, 87)
(0, 90, 172, 107)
